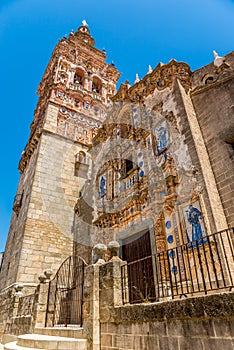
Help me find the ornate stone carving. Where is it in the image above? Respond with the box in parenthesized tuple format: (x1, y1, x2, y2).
(112, 60, 192, 103)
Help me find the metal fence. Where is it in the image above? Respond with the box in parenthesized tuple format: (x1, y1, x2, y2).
(122, 228, 234, 304)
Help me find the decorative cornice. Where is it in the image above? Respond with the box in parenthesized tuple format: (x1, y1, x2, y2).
(18, 131, 41, 174)
(112, 60, 192, 103)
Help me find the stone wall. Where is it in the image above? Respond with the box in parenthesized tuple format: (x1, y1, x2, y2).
(191, 53, 234, 228)
(0, 143, 40, 289)
(100, 292, 234, 350)
(1, 130, 89, 288)
(5, 316, 33, 337)
(0, 287, 14, 340)
(0, 274, 51, 341)
(81, 253, 234, 350)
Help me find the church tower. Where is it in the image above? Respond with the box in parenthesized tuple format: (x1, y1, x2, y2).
(0, 21, 120, 289)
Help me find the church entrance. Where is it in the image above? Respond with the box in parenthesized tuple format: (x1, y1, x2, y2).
(122, 230, 156, 303)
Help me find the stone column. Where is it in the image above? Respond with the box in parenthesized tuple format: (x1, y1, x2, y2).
(84, 75, 89, 90)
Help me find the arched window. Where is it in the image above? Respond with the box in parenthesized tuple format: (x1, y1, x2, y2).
(60, 62, 67, 71)
(204, 76, 214, 85)
(92, 76, 102, 94)
(78, 151, 86, 164)
(74, 151, 89, 178)
(202, 74, 214, 85)
(74, 68, 85, 85)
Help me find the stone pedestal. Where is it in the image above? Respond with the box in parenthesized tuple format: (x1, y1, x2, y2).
(33, 282, 50, 328)
(99, 259, 127, 323)
(82, 251, 127, 350)
(83, 264, 101, 350)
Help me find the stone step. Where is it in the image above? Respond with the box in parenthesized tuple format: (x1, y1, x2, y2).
(1, 335, 17, 346)
(34, 327, 85, 339)
(4, 334, 87, 350)
(4, 341, 44, 350)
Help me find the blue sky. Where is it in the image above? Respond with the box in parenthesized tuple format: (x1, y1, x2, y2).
(0, 0, 234, 252)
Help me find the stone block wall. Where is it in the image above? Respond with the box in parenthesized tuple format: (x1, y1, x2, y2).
(1, 130, 89, 287)
(0, 100, 91, 288)
(100, 292, 234, 350)
(0, 287, 14, 340)
(191, 52, 234, 228)
(5, 315, 33, 337)
(0, 144, 40, 289)
(173, 81, 216, 233)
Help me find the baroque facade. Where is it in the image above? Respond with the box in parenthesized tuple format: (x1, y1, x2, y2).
(0, 21, 234, 350)
(74, 49, 234, 303)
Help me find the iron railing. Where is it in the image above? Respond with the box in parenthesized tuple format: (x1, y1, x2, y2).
(17, 293, 35, 316)
(121, 228, 234, 304)
(45, 255, 87, 327)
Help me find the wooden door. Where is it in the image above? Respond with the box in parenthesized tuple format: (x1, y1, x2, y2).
(122, 230, 156, 303)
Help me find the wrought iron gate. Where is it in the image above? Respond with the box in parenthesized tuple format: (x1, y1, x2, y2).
(45, 255, 87, 327)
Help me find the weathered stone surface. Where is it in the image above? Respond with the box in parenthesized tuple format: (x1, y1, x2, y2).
(100, 292, 234, 350)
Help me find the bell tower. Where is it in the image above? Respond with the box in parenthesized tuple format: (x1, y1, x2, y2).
(0, 21, 120, 289)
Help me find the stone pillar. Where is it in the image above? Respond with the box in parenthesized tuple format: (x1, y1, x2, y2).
(99, 258, 127, 323)
(11, 296, 20, 319)
(83, 264, 101, 350)
(12, 283, 24, 317)
(82, 243, 128, 350)
(84, 74, 89, 90)
(83, 244, 107, 350)
(100, 242, 128, 318)
(33, 271, 52, 328)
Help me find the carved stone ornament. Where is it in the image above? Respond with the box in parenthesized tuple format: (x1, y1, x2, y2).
(108, 240, 120, 260)
(112, 60, 192, 103)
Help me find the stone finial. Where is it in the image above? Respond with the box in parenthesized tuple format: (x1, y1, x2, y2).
(108, 241, 120, 260)
(213, 50, 225, 67)
(38, 274, 47, 284)
(134, 73, 140, 84)
(92, 243, 107, 265)
(125, 80, 131, 88)
(82, 19, 88, 27)
(15, 283, 24, 296)
(147, 65, 153, 74)
(44, 269, 53, 280)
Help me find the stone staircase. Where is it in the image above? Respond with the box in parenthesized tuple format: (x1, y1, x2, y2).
(2, 327, 87, 350)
